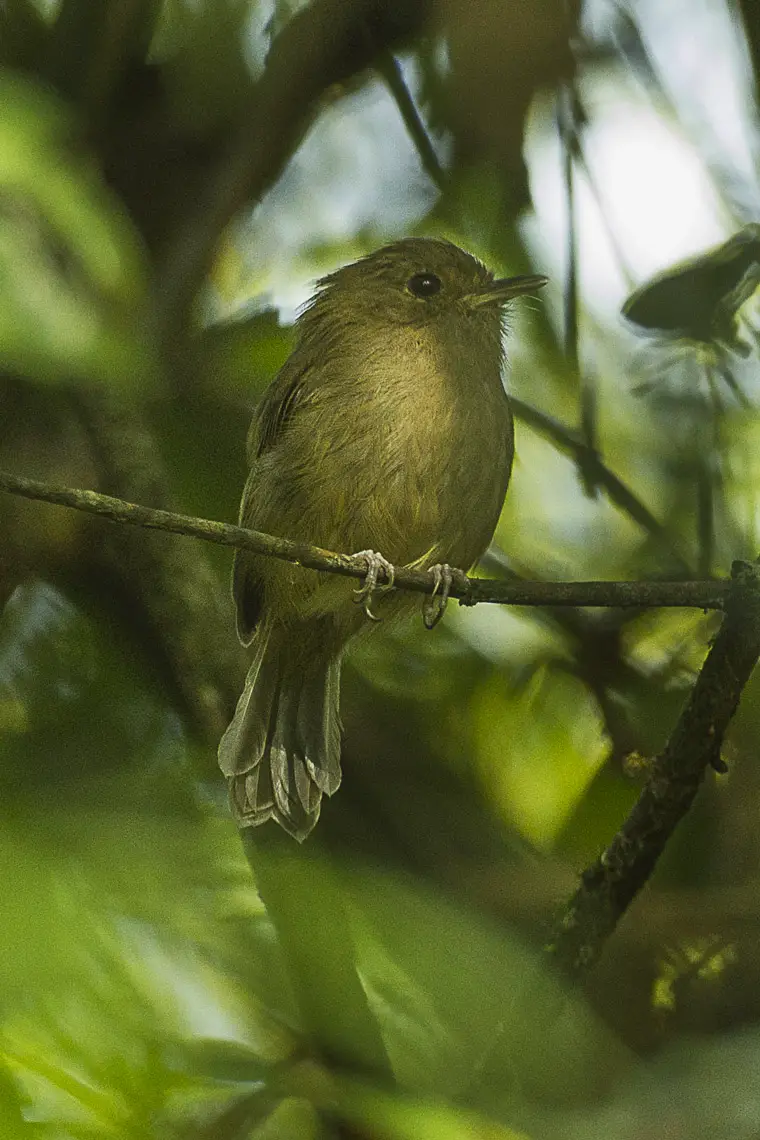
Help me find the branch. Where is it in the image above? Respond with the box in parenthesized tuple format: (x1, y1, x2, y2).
(0, 468, 732, 610)
(548, 558, 760, 975)
(377, 51, 446, 189)
(73, 394, 245, 743)
(155, 0, 432, 337)
(510, 397, 690, 569)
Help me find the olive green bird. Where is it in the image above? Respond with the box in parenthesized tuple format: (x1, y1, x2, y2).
(218, 238, 546, 840)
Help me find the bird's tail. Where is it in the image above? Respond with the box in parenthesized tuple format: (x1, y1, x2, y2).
(218, 628, 342, 841)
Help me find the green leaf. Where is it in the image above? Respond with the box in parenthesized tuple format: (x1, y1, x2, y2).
(0, 0, 49, 72)
(0, 71, 155, 390)
(195, 310, 294, 399)
(328, 1076, 531, 1140)
(0, 1059, 32, 1139)
(345, 865, 628, 1105)
(170, 1037, 271, 1084)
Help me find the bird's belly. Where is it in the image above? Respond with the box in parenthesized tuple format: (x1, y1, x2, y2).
(244, 385, 512, 629)
(325, 394, 513, 570)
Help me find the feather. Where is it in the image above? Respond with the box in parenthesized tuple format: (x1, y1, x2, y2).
(219, 627, 342, 841)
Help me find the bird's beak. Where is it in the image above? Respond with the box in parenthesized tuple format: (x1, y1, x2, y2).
(467, 273, 549, 308)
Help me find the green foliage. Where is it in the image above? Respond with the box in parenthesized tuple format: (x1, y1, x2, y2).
(0, 72, 154, 389)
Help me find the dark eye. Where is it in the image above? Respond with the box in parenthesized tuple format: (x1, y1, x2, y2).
(407, 272, 442, 299)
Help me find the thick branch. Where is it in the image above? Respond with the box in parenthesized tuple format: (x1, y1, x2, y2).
(548, 559, 760, 975)
(156, 0, 431, 336)
(73, 395, 245, 742)
(0, 469, 732, 610)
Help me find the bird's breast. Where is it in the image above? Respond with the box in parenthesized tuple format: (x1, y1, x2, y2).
(319, 330, 514, 567)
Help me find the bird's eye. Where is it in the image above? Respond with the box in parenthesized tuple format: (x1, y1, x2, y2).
(407, 272, 442, 299)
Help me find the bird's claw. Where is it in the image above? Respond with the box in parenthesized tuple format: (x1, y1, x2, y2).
(423, 563, 469, 630)
(351, 550, 396, 622)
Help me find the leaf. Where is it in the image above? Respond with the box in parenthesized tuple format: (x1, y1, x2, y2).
(622, 225, 760, 351)
(345, 865, 629, 1105)
(0, 1059, 32, 1139)
(180, 1086, 283, 1140)
(170, 1037, 271, 1084)
(0, 71, 155, 390)
(0, 0, 49, 72)
(328, 1076, 531, 1140)
(195, 311, 294, 398)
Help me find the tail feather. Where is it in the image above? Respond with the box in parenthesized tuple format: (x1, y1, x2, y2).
(218, 628, 276, 788)
(297, 661, 342, 795)
(269, 684, 321, 821)
(218, 632, 342, 841)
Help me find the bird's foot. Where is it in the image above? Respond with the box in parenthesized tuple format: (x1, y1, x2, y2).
(423, 564, 470, 630)
(351, 550, 396, 622)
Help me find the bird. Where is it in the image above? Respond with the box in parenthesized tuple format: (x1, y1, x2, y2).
(218, 237, 547, 840)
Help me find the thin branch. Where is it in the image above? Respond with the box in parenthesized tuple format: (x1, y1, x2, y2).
(557, 83, 579, 373)
(510, 396, 691, 568)
(557, 81, 604, 501)
(547, 558, 760, 975)
(0, 468, 732, 610)
(377, 51, 446, 189)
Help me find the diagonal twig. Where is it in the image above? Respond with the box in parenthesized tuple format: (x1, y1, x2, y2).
(377, 50, 446, 189)
(547, 558, 760, 975)
(511, 396, 691, 568)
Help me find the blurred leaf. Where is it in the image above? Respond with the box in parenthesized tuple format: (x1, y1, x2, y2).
(346, 864, 629, 1104)
(2, 1036, 123, 1133)
(328, 1074, 531, 1140)
(249, 1094, 319, 1140)
(48, 0, 159, 107)
(471, 665, 608, 847)
(0, 1058, 32, 1139)
(195, 311, 294, 399)
(0, 0, 49, 71)
(159, 0, 257, 132)
(171, 1037, 270, 1084)
(182, 1086, 284, 1140)
(622, 608, 714, 680)
(0, 71, 155, 389)
(623, 225, 760, 352)
(0, 581, 180, 799)
(0, 812, 285, 1134)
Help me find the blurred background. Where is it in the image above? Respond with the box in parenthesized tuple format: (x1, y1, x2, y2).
(2, 0, 760, 1136)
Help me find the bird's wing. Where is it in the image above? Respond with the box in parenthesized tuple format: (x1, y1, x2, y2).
(233, 355, 310, 644)
(245, 355, 310, 463)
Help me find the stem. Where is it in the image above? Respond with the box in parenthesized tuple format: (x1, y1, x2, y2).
(0, 469, 730, 610)
(548, 559, 760, 975)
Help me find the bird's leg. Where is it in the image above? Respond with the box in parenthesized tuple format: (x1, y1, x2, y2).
(350, 550, 396, 622)
(423, 564, 470, 630)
